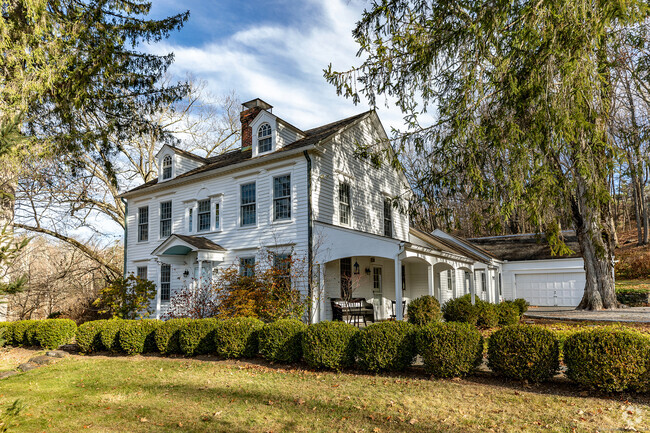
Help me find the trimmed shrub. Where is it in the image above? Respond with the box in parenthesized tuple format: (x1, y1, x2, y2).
(564, 327, 650, 392)
(496, 302, 520, 326)
(100, 320, 125, 352)
(8, 320, 39, 346)
(258, 319, 306, 363)
(178, 318, 219, 356)
(616, 288, 649, 307)
(442, 295, 479, 325)
(35, 319, 77, 349)
(155, 318, 192, 354)
(0, 322, 8, 347)
(302, 321, 358, 370)
(512, 299, 530, 316)
(355, 321, 416, 372)
(214, 317, 264, 359)
(76, 320, 108, 353)
(118, 320, 161, 355)
(407, 296, 442, 326)
(488, 325, 559, 382)
(416, 322, 483, 378)
(476, 302, 498, 329)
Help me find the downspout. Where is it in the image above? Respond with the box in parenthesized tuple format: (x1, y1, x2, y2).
(303, 150, 313, 322)
(121, 197, 128, 278)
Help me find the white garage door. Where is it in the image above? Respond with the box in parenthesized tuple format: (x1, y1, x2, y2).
(515, 272, 585, 306)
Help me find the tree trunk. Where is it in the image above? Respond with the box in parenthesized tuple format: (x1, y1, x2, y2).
(572, 178, 617, 310)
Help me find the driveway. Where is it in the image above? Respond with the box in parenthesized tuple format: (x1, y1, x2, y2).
(523, 306, 650, 323)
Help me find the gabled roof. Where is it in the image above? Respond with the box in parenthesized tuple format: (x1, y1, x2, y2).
(155, 143, 209, 163)
(151, 234, 225, 256)
(122, 111, 371, 197)
(409, 227, 488, 263)
(468, 231, 582, 261)
(431, 229, 500, 261)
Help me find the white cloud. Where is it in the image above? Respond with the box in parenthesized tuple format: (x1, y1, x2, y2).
(149, 0, 408, 132)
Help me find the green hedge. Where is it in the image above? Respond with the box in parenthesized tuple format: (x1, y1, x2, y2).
(496, 302, 521, 326)
(355, 321, 416, 372)
(118, 320, 161, 355)
(442, 295, 480, 325)
(7, 320, 39, 346)
(155, 318, 192, 354)
(76, 320, 108, 353)
(258, 319, 306, 363)
(511, 299, 530, 315)
(476, 302, 498, 329)
(488, 325, 559, 382)
(214, 317, 264, 359)
(0, 322, 8, 347)
(35, 319, 77, 349)
(100, 320, 125, 352)
(564, 327, 650, 392)
(616, 288, 649, 307)
(179, 318, 219, 356)
(416, 322, 483, 378)
(407, 296, 442, 326)
(302, 321, 358, 370)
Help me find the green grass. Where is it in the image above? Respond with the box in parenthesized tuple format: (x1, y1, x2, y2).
(0, 355, 648, 432)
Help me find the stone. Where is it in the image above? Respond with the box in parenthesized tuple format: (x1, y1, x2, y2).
(46, 350, 68, 358)
(0, 371, 18, 379)
(29, 355, 56, 366)
(18, 362, 39, 372)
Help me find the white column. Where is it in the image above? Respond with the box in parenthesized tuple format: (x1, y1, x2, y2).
(155, 261, 162, 319)
(427, 264, 434, 297)
(469, 270, 476, 305)
(197, 260, 203, 291)
(395, 256, 403, 320)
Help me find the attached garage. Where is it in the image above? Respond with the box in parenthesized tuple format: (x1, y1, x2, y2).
(514, 272, 585, 307)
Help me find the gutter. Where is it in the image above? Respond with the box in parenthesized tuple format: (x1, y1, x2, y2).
(121, 197, 128, 278)
(303, 150, 313, 322)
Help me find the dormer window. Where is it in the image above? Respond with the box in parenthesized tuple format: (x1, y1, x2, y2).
(258, 123, 272, 153)
(162, 155, 172, 180)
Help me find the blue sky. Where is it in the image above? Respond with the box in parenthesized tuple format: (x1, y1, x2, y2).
(147, 0, 407, 131)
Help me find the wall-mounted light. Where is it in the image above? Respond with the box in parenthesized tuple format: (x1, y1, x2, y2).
(365, 268, 371, 275)
(353, 261, 360, 275)
(183, 270, 190, 278)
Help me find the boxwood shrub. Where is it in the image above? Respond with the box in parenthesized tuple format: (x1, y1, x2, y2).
(416, 322, 483, 378)
(476, 302, 498, 329)
(35, 319, 77, 349)
(355, 321, 416, 372)
(8, 320, 39, 346)
(258, 319, 306, 363)
(302, 321, 358, 370)
(179, 318, 219, 356)
(76, 320, 108, 353)
(0, 322, 8, 347)
(407, 296, 442, 326)
(512, 299, 530, 315)
(214, 317, 264, 359)
(155, 318, 192, 354)
(442, 295, 480, 325)
(488, 325, 559, 382)
(496, 302, 521, 326)
(100, 319, 125, 352)
(118, 320, 161, 355)
(564, 327, 650, 392)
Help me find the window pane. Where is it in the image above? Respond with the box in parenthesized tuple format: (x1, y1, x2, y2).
(240, 257, 255, 277)
(258, 124, 272, 153)
(162, 156, 172, 180)
(138, 206, 148, 242)
(241, 183, 256, 226)
(198, 199, 210, 231)
(136, 266, 147, 280)
(161, 264, 171, 302)
(339, 183, 350, 225)
(383, 199, 392, 237)
(214, 203, 220, 229)
(273, 175, 291, 220)
(160, 202, 172, 237)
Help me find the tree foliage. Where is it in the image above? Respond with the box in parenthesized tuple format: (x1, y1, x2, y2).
(93, 274, 156, 320)
(325, 0, 650, 309)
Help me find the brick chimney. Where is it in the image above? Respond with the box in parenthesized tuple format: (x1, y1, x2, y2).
(240, 98, 273, 150)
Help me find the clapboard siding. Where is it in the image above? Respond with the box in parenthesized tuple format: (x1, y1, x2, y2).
(312, 115, 409, 241)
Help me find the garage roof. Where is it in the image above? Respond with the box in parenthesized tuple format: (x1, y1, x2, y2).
(467, 232, 582, 261)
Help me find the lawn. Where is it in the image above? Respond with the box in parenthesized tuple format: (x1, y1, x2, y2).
(0, 353, 648, 433)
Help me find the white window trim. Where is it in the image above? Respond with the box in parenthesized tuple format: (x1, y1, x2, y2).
(160, 153, 175, 181)
(159, 200, 173, 240)
(212, 196, 222, 232)
(250, 112, 277, 157)
(137, 205, 149, 243)
(238, 178, 258, 229)
(183, 199, 197, 234)
(197, 198, 212, 233)
(270, 169, 295, 225)
(337, 179, 352, 227)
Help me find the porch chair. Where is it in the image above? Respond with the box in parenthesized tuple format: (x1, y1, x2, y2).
(390, 300, 407, 320)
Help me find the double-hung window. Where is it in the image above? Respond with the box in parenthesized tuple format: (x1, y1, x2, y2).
(240, 182, 256, 226)
(273, 175, 291, 221)
(136, 266, 147, 280)
(198, 199, 211, 231)
(160, 264, 171, 302)
(338, 182, 351, 225)
(383, 198, 393, 237)
(273, 253, 291, 287)
(240, 257, 256, 277)
(160, 201, 172, 238)
(137, 206, 149, 242)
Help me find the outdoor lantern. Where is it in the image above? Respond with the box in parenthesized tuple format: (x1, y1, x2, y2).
(353, 261, 360, 274)
(183, 269, 190, 278)
(365, 267, 371, 275)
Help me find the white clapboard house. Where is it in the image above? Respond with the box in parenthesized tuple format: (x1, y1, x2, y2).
(120, 99, 587, 321)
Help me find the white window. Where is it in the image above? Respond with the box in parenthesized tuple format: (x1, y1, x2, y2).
(160, 201, 172, 238)
(198, 199, 211, 231)
(339, 182, 351, 225)
(136, 266, 147, 280)
(372, 267, 382, 297)
(240, 257, 255, 277)
(273, 175, 291, 221)
(214, 202, 220, 230)
(162, 155, 172, 180)
(240, 182, 256, 226)
(273, 253, 291, 287)
(383, 198, 392, 237)
(258, 123, 272, 153)
(137, 206, 148, 242)
(447, 269, 454, 291)
(160, 264, 171, 302)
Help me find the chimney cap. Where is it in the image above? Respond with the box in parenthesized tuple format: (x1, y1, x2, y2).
(242, 98, 273, 111)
